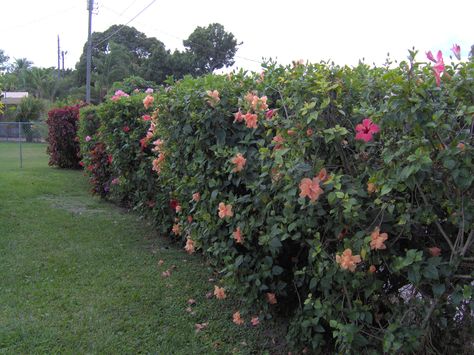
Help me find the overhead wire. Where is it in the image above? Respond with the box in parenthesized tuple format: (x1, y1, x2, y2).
(94, 0, 158, 47)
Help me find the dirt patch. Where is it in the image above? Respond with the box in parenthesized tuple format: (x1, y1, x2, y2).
(37, 195, 108, 216)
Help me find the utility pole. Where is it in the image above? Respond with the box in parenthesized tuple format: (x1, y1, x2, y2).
(57, 35, 61, 80)
(86, 0, 94, 103)
(61, 51, 67, 71)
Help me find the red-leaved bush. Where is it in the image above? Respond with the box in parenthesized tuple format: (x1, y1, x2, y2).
(46, 105, 82, 168)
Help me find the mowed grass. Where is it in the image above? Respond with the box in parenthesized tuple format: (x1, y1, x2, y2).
(0, 143, 285, 354)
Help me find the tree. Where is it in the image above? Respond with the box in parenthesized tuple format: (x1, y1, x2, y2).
(141, 44, 173, 83)
(76, 25, 164, 86)
(92, 42, 134, 100)
(109, 75, 156, 96)
(11, 58, 34, 90)
(0, 49, 9, 72)
(25, 67, 58, 100)
(183, 23, 241, 75)
(75, 23, 241, 95)
(15, 96, 46, 141)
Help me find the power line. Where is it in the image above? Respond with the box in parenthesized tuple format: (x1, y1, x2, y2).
(119, 0, 140, 16)
(95, 0, 158, 47)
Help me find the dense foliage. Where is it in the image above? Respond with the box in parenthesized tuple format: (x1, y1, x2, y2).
(46, 104, 82, 168)
(78, 52, 473, 353)
(75, 24, 240, 102)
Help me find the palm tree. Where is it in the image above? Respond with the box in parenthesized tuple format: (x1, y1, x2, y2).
(12, 58, 33, 90)
(12, 58, 33, 73)
(26, 67, 58, 100)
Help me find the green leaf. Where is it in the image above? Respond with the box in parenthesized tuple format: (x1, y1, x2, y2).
(380, 185, 392, 196)
(432, 283, 445, 297)
(288, 221, 298, 232)
(320, 98, 331, 110)
(269, 237, 282, 251)
(443, 159, 456, 170)
(327, 192, 336, 205)
(235, 255, 244, 267)
(216, 129, 226, 145)
(272, 265, 284, 276)
(423, 264, 439, 280)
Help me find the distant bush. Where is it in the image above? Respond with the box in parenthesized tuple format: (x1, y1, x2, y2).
(15, 96, 45, 122)
(79, 51, 474, 353)
(46, 105, 82, 168)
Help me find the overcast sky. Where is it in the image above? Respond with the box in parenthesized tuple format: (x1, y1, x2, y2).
(1, 0, 473, 72)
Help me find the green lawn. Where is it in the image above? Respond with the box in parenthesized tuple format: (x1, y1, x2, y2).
(0, 143, 285, 354)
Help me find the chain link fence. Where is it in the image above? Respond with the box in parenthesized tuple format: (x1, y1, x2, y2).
(0, 121, 48, 168)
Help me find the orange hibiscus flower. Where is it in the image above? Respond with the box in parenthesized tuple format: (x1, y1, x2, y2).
(244, 113, 258, 128)
(233, 227, 243, 244)
(299, 177, 324, 202)
(266, 292, 277, 305)
(370, 227, 388, 250)
(233, 311, 244, 325)
(218, 202, 233, 219)
(143, 95, 154, 109)
(336, 249, 361, 272)
(251, 316, 260, 326)
(214, 285, 226, 300)
(206, 90, 220, 107)
(231, 153, 246, 172)
(184, 237, 195, 254)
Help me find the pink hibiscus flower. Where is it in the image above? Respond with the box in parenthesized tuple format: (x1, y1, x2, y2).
(355, 118, 380, 143)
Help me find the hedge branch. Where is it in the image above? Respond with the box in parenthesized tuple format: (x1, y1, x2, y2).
(416, 184, 455, 255)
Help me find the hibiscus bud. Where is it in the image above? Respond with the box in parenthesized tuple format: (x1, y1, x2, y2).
(426, 51, 436, 62)
(367, 182, 376, 194)
(451, 44, 461, 60)
(265, 109, 276, 120)
(428, 247, 441, 257)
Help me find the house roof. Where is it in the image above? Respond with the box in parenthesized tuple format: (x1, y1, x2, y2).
(1, 92, 29, 105)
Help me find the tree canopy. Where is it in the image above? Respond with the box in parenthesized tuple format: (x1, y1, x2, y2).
(183, 23, 241, 75)
(75, 23, 240, 90)
(0, 49, 9, 72)
(1, 22, 241, 104)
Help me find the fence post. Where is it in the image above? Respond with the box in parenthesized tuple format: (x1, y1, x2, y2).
(18, 121, 23, 168)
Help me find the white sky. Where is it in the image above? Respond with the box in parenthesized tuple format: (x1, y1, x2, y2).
(1, 0, 473, 72)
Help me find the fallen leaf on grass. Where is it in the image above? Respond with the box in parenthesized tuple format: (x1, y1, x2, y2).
(187, 298, 196, 305)
(158, 259, 164, 266)
(195, 322, 209, 332)
(162, 270, 171, 277)
(251, 316, 260, 326)
(205, 292, 213, 299)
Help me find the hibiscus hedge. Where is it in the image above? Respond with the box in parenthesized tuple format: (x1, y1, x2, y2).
(78, 51, 474, 353)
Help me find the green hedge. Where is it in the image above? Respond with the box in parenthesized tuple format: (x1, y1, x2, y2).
(79, 53, 474, 353)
